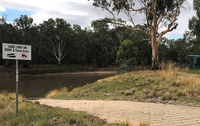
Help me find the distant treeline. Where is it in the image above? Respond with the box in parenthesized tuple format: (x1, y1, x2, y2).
(0, 15, 199, 67)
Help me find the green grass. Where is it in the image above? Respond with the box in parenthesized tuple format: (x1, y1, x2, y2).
(0, 92, 124, 126)
(49, 68, 200, 105)
(186, 69, 200, 75)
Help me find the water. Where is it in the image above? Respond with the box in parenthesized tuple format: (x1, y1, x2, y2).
(0, 72, 115, 98)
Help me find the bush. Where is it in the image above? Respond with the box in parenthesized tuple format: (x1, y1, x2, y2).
(117, 63, 130, 73)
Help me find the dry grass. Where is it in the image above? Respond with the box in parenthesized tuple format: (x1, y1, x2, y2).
(0, 91, 23, 100)
(46, 87, 68, 98)
(124, 120, 150, 126)
(158, 63, 200, 98)
(0, 92, 124, 126)
(49, 63, 200, 105)
(0, 91, 24, 114)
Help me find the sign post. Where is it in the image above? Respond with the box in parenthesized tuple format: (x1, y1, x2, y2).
(16, 59, 19, 115)
(2, 43, 31, 115)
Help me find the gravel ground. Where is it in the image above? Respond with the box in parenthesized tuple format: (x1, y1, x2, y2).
(33, 99, 200, 126)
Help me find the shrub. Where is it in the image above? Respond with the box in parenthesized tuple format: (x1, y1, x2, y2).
(117, 63, 130, 73)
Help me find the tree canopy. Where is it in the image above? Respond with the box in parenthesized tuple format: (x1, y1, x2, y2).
(189, 0, 200, 40)
(0, 12, 199, 69)
(92, 0, 186, 69)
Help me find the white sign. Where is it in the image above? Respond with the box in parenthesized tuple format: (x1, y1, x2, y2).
(2, 43, 31, 60)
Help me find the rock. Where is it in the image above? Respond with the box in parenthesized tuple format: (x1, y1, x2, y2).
(167, 100, 175, 104)
(50, 117, 62, 125)
(125, 92, 133, 96)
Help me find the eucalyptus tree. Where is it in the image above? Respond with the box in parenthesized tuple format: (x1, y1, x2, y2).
(189, 0, 200, 41)
(0, 19, 18, 43)
(39, 18, 72, 65)
(0, 18, 18, 65)
(117, 25, 151, 66)
(188, 0, 200, 56)
(92, 0, 186, 69)
(71, 25, 94, 65)
(14, 15, 39, 66)
(91, 19, 115, 67)
(14, 15, 36, 45)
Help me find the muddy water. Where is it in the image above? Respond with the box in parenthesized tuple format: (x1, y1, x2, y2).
(0, 72, 116, 98)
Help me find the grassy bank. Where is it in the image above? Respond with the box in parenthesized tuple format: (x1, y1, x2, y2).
(48, 68, 200, 105)
(186, 69, 200, 75)
(0, 92, 125, 126)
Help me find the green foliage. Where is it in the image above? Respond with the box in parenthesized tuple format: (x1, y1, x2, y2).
(117, 39, 139, 65)
(159, 38, 190, 64)
(117, 63, 130, 73)
(90, 19, 119, 67)
(39, 18, 73, 64)
(117, 32, 151, 66)
(189, 17, 200, 40)
(91, 18, 111, 32)
(14, 15, 34, 30)
(189, 0, 200, 40)
(194, 0, 200, 17)
(0, 17, 121, 67)
(0, 13, 198, 67)
(92, 0, 185, 30)
(92, 0, 186, 70)
(188, 0, 200, 56)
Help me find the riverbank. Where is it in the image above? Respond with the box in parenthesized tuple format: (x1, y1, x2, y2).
(0, 70, 116, 98)
(0, 65, 116, 77)
(48, 68, 200, 106)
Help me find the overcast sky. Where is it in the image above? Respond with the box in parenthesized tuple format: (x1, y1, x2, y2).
(0, 0, 196, 39)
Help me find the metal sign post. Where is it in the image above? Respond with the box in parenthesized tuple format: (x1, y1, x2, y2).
(16, 59, 19, 115)
(2, 43, 31, 116)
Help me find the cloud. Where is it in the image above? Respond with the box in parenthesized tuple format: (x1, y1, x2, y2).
(0, 0, 95, 24)
(0, 7, 6, 12)
(0, 0, 197, 39)
(164, 0, 196, 38)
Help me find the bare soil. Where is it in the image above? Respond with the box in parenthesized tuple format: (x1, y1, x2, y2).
(33, 99, 200, 126)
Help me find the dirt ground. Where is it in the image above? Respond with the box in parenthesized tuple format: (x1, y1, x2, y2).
(33, 99, 200, 126)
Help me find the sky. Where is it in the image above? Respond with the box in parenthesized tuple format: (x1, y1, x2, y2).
(0, 0, 196, 39)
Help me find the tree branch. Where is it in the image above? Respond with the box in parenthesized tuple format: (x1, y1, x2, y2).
(111, 19, 151, 37)
(160, 13, 178, 37)
(52, 44, 59, 61)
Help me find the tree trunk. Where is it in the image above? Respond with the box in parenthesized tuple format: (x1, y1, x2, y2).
(58, 59, 61, 65)
(151, 34, 160, 70)
(151, 44, 159, 70)
(150, 0, 160, 70)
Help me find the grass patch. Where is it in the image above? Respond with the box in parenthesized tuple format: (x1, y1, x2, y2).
(0, 92, 125, 126)
(185, 69, 200, 75)
(49, 67, 200, 105)
(124, 121, 150, 126)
